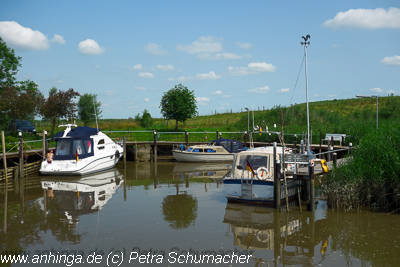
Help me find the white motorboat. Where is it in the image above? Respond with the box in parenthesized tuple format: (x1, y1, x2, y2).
(172, 138, 246, 162)
(223, 146, 298, 203)
(40, 124, 123, 175)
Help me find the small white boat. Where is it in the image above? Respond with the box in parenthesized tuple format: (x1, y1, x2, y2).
(40, 124, 123, 176)
(223, 146, 298, 203)
(172, 138, 246, 162)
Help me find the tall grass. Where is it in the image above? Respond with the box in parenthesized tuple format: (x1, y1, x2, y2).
(324, 125, 400, 212)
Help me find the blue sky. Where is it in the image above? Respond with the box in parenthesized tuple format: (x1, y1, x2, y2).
(1, 0, 399, 118)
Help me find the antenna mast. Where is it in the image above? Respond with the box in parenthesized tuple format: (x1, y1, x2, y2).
(301, 34, 311, 154)
(93, 95, 99, 130)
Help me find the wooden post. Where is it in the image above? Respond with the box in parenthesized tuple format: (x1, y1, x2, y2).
(294, 134, 298, 152)
(204, 131, 207, 142)
(18, 132, 24, 178)
(216, 130, 219, 140)
(243, 132, 247, 147)
(42, 130, 47, 160)
(2, 131, 8, 233)
(185, 130, 189, 146)
(331, 136, 335, 151)
(123, 136, 127, 169)
(273, 142, 281, 209)
(349, 142, 352, 155)
(307, 163, 315, 211)
(300, 139, 304, 154)
(333, 152, 337, 168)
(341, 135, 345, 146)
(153, 130, 157, 162)
(134, 142, 138, 161)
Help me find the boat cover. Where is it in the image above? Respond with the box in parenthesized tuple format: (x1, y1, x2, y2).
(211, 138, 246, 153)
(54, 126, 99, 139)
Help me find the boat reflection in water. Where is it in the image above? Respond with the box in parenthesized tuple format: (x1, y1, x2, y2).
(223, 202, 321, 266)
(172, 162, 231, 180)
(41, 169, 123, 219)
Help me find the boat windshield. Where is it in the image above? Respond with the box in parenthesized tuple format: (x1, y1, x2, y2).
(238, 155, 269, 170)
(54, 138, 94, 160)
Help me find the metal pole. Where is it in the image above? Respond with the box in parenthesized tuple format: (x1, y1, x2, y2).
(252, 109, 254, 131)
(302, 37, 311, 154)
(273, 142, 280, 209)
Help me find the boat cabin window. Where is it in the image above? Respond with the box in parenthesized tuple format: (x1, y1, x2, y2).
(54, 138, 94, 160)
(206, 149, 216, 153)
(97, 139, 105, 150)
(187, 147, 193, 152)
(238, 155, 269, 170)
(193, 148, 204, 152)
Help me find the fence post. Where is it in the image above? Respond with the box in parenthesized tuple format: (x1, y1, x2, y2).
(185, 130, 189, 146)
(153, 130, 157, 162)
(273, 142, 281, 209)
(216, 130, 219, 140)
(18, 132, 23, 178)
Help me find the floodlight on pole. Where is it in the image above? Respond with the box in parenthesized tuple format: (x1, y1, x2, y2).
(301, 34, 311, 154)
(356, 95, 379, 130)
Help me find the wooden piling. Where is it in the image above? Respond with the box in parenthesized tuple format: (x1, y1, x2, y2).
(2, 131, 8, 233)
(319, 132, 322, 156)
(333, 152, 337, 168)
(153, 130, 157, 162)
(216, 130, 219, 140)
(18, 132, 24, 178)
(123, 136, 127, 169)
(243, 132, 247, 147)
(349, 142, 352, 155)
(135, 142, 138, 161)
(185, 130, 189, 146)
(42, 130, 47, 160)
(273, 142, 281, 209)
(307, 163, 315, 211)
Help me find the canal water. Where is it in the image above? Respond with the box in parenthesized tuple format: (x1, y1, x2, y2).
(1, 161, 400, 266)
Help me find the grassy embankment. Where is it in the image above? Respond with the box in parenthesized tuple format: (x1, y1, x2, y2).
(3, 96, 400, 151)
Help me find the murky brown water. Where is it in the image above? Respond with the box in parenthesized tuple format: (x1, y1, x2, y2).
(1, 161, 400, 266)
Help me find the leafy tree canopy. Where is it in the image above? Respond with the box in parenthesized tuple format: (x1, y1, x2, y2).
(40, 87, 80, 135)
(78, 93, 101, 126)
(0, 37, 21, 89)
(160, 84, 197, 129)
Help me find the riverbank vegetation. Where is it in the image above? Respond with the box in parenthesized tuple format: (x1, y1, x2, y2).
(324, 125, 400, 212)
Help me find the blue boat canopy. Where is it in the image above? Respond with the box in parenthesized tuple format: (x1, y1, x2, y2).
(210, 138, 246, 153)
(54, 126, 99, 139)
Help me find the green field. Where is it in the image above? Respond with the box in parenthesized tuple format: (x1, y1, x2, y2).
(3, 95, 399, 151)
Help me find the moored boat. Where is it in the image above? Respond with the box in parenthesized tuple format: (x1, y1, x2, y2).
(40, 124, 123, 176)
(172, 138, 246, 162)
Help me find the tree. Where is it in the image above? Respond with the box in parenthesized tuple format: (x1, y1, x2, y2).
(40, 87, 80, 135)
(160, 84, 197, 130)
(134, 109, 153, 128)
(0, 37, 21, 89)
(0, 81, 43, 120)
(78, 93, 101, 126)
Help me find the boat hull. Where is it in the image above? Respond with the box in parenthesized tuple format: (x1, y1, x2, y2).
(172, 150, 234, 162)
(223, 178, 298, 202)
(40, 154, 122, 176)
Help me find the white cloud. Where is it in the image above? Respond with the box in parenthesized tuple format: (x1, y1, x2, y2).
(52, 34, 65, 44)
(213, 90, 223, 95)
(237, 42, 253, 50)
(144, 98, 150, 103)
(78, 39, 104, 55)
(196, 71, 221, 80)
(324, 7, 400, 29)
(196, 97, 210, 105)
(132, 64, 143, 70)
(0, 21, 49, 50)
(177, 36, 222, 55)
(198, 52, 242, 60)
(156, 64, 174, 71)
(370, 87, 383, 93)
(145, 42, 167, 55)
(228, 61, 276, 75)
(381, 55, 400, 65)
(138, 72, 154, 78)
(136, 86, 146, 91)
(249, 85, 270, 94)
(279, 88, 290, 93)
